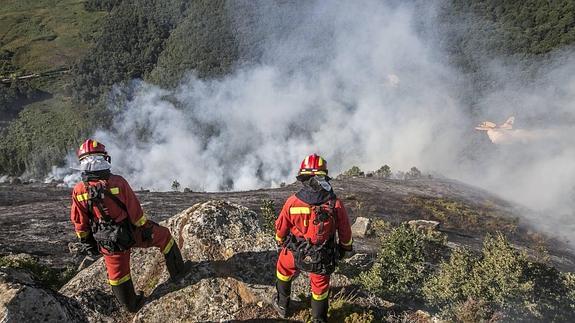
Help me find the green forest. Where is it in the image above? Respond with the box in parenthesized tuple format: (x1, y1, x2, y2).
(1, 0, 575, 177)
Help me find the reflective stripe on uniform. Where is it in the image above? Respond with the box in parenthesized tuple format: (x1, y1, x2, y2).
(162, 238, 175, 254)
(299, 170, 327, 176)
(134, 214, 147, 227)
(275, 234, 284, 243)
(289, 207, 310, 214)
(76, 231, 88, 238)
(76, 187, 119, 202)
(312, 290, 330, 301)
(109, 273, 131, 286)
(341, 238, 353, 246)
(276, 270, 292, 282)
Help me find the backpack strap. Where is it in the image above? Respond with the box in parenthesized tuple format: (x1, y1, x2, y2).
(102, 189, 128, 214)
(82, 181, 114, 223)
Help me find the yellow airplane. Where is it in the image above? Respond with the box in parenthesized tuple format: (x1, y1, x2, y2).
(475, 116, 541, 144)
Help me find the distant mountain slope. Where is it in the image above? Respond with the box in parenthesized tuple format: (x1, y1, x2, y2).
(1, 0, 575, 178)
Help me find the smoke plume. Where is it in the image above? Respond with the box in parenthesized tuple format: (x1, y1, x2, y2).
(55, 1, 574, 240)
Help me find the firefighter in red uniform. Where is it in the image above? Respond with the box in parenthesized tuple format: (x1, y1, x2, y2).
(70, 139, 186, 312)
(273, 154, 353, 322)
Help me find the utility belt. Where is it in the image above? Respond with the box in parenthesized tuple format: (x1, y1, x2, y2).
(284, 234, 337, 275)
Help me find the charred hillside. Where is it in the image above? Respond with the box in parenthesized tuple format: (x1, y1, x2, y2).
(1, 176, 574, 321)
(1, 176, 574, 271)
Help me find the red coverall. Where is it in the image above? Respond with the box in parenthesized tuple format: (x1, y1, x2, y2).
(275, 194, 353, 301)
(70, 174, 174, 286)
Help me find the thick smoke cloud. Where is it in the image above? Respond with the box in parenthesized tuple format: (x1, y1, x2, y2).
(55, 1, 574, 239)
(94, 1, 465, 191)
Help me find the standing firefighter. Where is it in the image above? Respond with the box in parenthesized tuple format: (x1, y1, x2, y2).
(273, 154, 353, 322)
(70, 139, 186, 312)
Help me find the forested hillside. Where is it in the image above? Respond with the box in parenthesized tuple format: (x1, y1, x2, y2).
(1, 0, 575, 178)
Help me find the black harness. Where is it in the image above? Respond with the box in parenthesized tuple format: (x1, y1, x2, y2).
(285, 198, 339, 275)
(83, 180, 135, 253)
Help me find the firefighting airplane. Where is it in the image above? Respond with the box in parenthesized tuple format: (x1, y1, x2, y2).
(475, 116, 542, 144)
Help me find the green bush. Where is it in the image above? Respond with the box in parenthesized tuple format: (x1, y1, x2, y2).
(328, 291, 375, 323)
(356, 224, 446, 303)
(374, 165, 391, 179)
(0, 255, 76, 290)
(423, 233, 575, 321)
(259, 199, 276, 234)
(343, 166, 364, 177)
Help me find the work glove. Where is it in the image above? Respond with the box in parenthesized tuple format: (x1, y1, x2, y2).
(79, 232, 100, 256)
(337, 244, 353, 260)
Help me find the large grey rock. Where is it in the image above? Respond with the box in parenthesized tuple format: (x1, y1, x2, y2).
(351, 217, 372, 238)
(60, 200, 279, 322)
(0, 268, 86, 323)
(407, 219, 440, 231)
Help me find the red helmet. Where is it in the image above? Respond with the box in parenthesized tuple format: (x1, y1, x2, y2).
(77, 139, 109, 161)
(298, 153, 328, 177)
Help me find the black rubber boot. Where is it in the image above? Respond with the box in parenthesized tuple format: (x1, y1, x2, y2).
(311, 297, 329, 323)
(164, 243, 186, 281)
(111, 279, 144, 313)
(273, 279, 291, 318)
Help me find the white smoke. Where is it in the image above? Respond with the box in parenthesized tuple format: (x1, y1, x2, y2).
(52, 0, 575, 237)
(87, 1, 465, 192)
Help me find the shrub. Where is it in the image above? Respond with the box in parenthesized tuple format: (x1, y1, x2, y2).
(171, 180, 181, 191)
(260, 199, 276, 234)
(375, 165, 392, 179)
(423, 233, 575, 321)
(343, 166, 364, 177)
(0, 255, 76, 290)
(356, 224, 446, 303)
(405, 167, 422, 179)
(328, 291, 375, 323)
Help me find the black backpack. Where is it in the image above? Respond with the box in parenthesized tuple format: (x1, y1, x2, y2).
(84, 181, 135, 253)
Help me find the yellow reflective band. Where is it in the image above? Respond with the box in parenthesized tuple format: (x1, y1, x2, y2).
(299, 170, 327, 176)
(276, 270, 292, 282)
(290, 207, 311, 215)
(134, 214, 147, 227)
(312, 290, 330, 301)
(303, 219, 309, 227)
(109, 187, 120, 195)
(109, 273, 131, 286)
(275, 234, 284, 242)
(76, 231, 88, 238)
(318, 157, 324, 167)
(92, 140, 98, 148)
(341, 238, 353, 246)
(76, 193, 88, 202)
(163, 238, 175, 254)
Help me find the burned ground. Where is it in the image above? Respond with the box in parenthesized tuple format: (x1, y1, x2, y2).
(1, 176, 573, 272)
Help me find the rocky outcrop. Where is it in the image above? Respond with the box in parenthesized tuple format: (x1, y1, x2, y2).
(58, 200, 277, 321)
(58, 200, 359, 322)
(351, 217, 372, 238)
(0, 268, 86, 323)
(0, 200, 357, 322)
